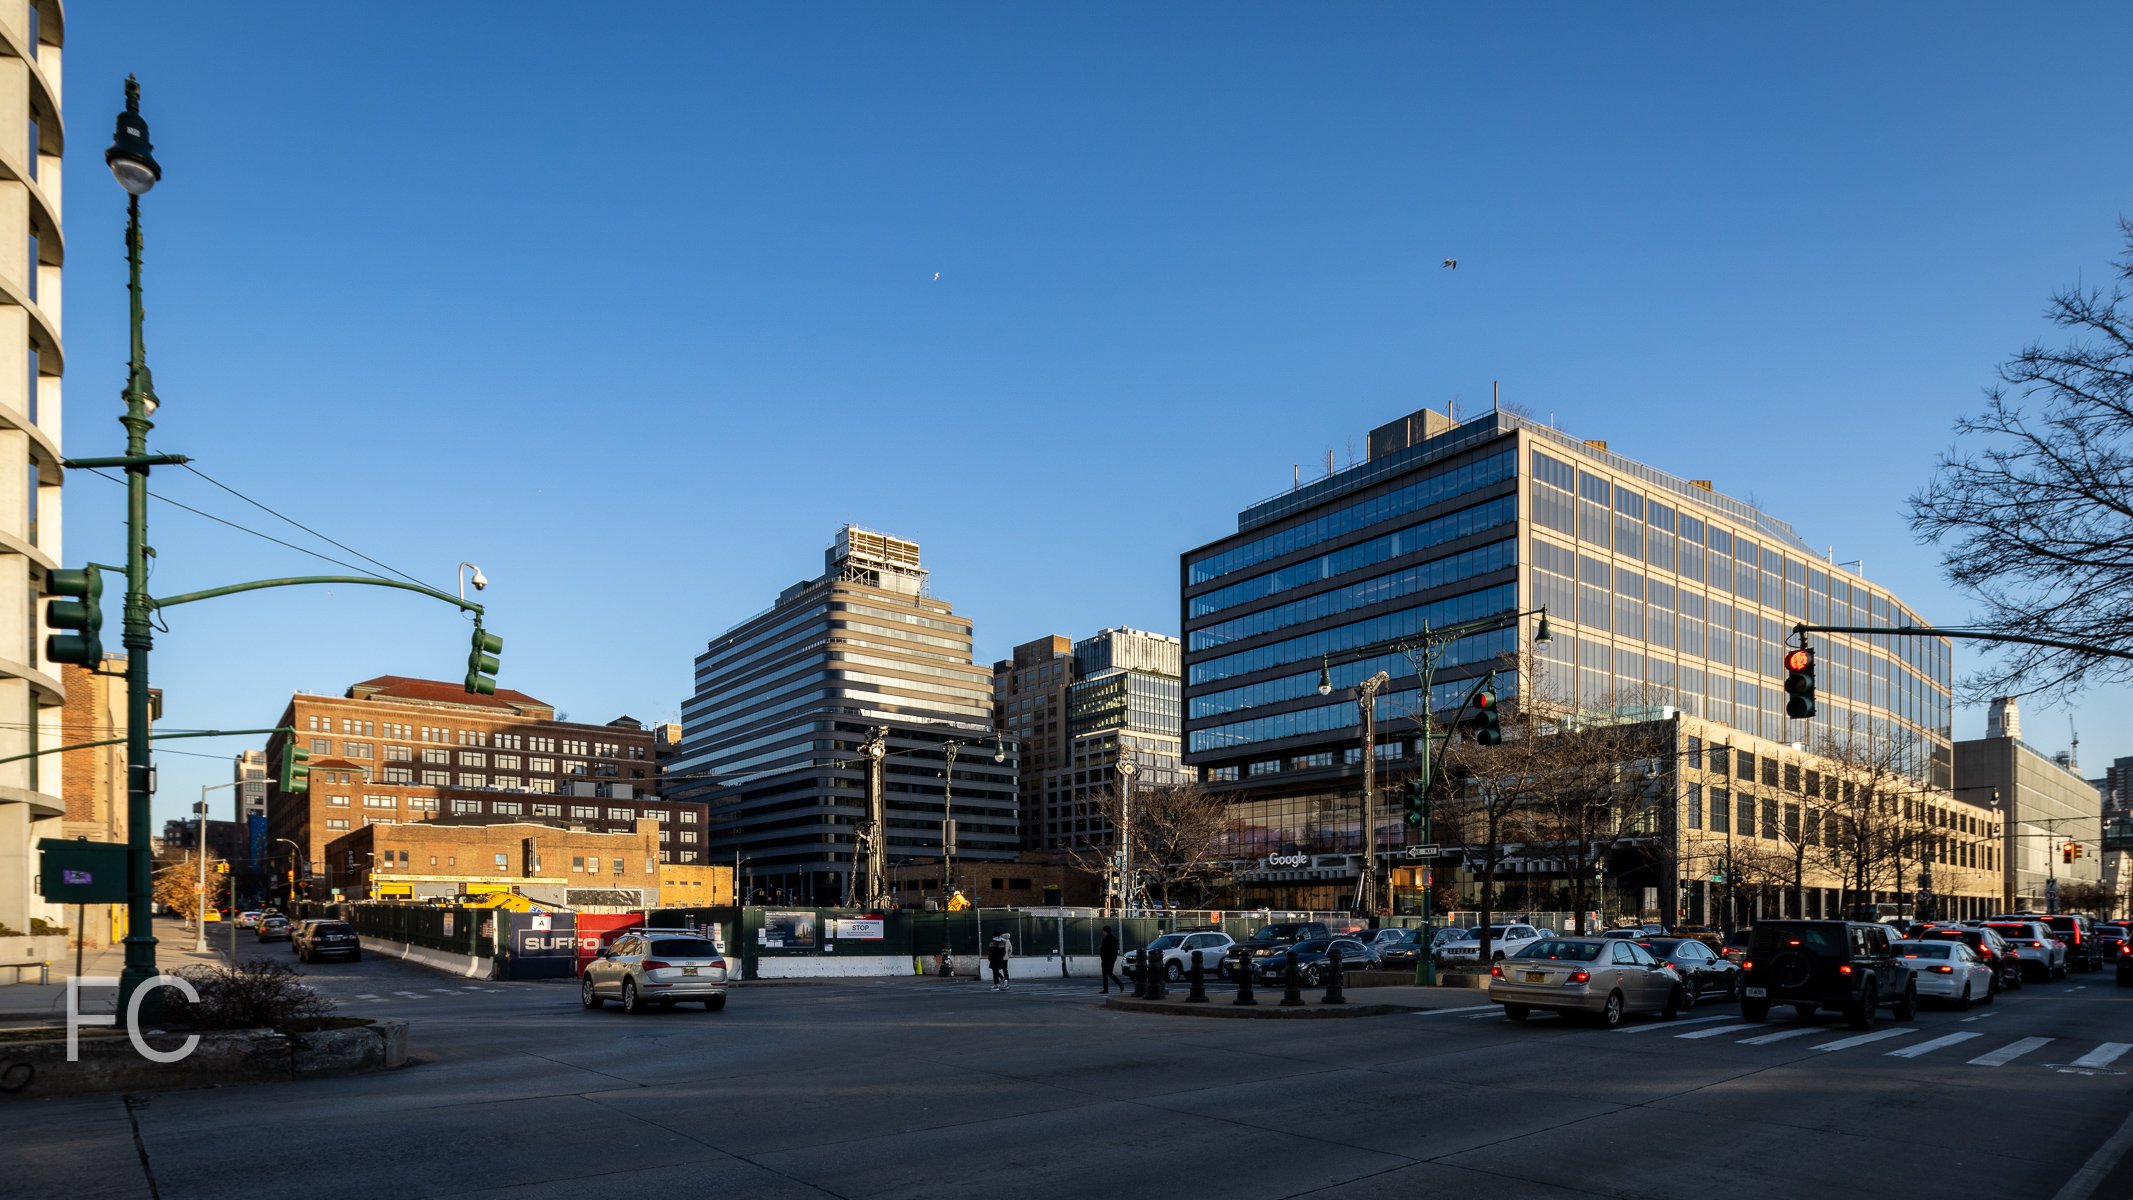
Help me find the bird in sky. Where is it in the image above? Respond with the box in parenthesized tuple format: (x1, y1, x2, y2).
(933, 271, 940, 281)
(1442, 259, 1457, 269)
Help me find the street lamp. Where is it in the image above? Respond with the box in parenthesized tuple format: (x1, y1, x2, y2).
(191, 781, 245, 951)
(1116, 754, 1139, 916)
(938, 734, 1002, 909)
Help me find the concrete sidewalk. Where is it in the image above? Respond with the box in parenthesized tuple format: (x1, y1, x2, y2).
(0, 917, 233, 1028)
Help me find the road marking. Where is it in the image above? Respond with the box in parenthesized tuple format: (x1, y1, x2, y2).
(461, 986, 484, 992)
(1969, 1037, 2053, 1066)
(392, 991, 425, 999)
(2070, 1043, 2133, 1070)
(355, 993, 381, 1001)
(429, 988, 456, 994)
(1885, 1032, 1981, 1058)
(1466, 1011, 1503, 1019)
(1810, 1028, 1915, 1053)
(1737, 1026, 1821, 1045)
(1616, 1014, 1733, 1034)
(1960, 1012, 1998, 1022)
(1675, 1022, 1753, 1040)
(1411, 1004, 1498, 1017)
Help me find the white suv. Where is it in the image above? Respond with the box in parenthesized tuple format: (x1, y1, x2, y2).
(1124, 931, 1236, 981)
(1437, 924, 1542, 966)
(582, 928, 730, 1013)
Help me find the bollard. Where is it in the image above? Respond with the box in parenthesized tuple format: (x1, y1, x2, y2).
(1233, 955, 1258, 1006)
(1186, 950, 1209, 1003)
(1131, 953, 1149, 999)
(1280, 950, 1305, 1007)
(1148, 950, 1168, 1001)
(1323, 947, 1347, 1004)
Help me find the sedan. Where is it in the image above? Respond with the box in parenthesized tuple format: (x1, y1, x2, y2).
(1638, 936, 1739, 1005)
(1893, 940, 1995, 1009)
(1376, 929, 1434, 970)
(1489, 937, 1684, 1028)
(292, 919, 361, 963)
(1249, 937, 1377, 987)
(255, 916, 292, 943)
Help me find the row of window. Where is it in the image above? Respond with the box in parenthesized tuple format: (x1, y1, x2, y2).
(1188, 538, 1516, 652)
(1186, 582, 1517, 688)
(1189, 673, 1522, 755)
(1188, 495, 1518, 620)
(1188, 628, 1513, 721)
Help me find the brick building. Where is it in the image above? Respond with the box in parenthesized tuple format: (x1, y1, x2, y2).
(323, 819, 667, 905)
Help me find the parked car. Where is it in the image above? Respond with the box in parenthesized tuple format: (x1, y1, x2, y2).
(1248, 936, 1376, 987)
(1671, 926, 1726, 953)
(1637, 936, 1740, 1005)
(582, 929, 729, 1013)
(1367, 927, 1413, 950)
(1122, 931, 1236, 982)
(236, 911, 264, 929)
(1377, 928, 1433, 970)
(1913, 925, 2017, 992)
(1893, 939, 1995, 1009)
(1219, 922, 1331, 980)
(1739, 920, 1916, 1028)
(255, 915, 292, 943)
(291, 919, 361, 963)
(1437, 924, 1542, 967)
(1489, 937, 1684, 1028)
(1980, 920, 2068, 981)
(1720, 927, 1753, 964)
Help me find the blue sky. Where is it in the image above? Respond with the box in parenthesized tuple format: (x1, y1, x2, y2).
(56, 5, 2133, 830)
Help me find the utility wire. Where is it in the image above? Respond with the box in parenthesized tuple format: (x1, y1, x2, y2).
(81, 468, 379, 577)
(179, 462, 429, 588)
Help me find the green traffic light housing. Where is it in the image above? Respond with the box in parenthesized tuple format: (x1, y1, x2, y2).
(44, 567, 105, 666)
(1403, 777, 1428, 828)
(278, 743, 311, 795)
(466, 625, 503, 695)
(1468, 677, 1502, 746)
(1783, 645, 1817, 719)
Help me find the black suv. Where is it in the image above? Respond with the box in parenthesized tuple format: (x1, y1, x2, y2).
(1740, 920, 1916, 1029)
(1219, 922, 1331, 980)
(2041, 915, 2101, 972)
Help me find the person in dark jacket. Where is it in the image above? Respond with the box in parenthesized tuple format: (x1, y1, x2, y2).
(1099, 926, 1124, 993)
(986, 934, 1009, 991)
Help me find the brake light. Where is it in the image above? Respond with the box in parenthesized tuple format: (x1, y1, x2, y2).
(1787, 939, 1801, 946)
(1933, 965, 1953, 974)
(642, 960, 672, 971)
(1839, 964, 1853, 975)
(1570, 970, 1591, 983)
(1742, 960, 1754, 971)
(1490, 964, 1503, 977)
(2032, 941, 2044, 948)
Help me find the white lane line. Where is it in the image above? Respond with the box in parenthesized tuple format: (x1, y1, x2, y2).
(355, 993, 381, 1001)
(391, 990, 424, 999)
(1617, 1014, 1733, 1034)
(429, 988, 456, 994)
(1886, 1032, 1982, 1059)
(1412, 1004, 1499, 1017)
(1466, 1011, 1504, 1019)
(460, 986, 484, 992)
(1960, 1011, 1999, 1022)
(1676, 1022, 1753, 1040)
(1811, 1028, 1916, 1053)
(1970, 1037, 2053, 1066)
(2070, 1043, 2133, 1070)
(1738, 1026, 1822, 1045)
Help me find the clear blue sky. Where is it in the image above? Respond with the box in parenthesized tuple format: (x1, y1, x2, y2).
(57, 5, 2133, 832)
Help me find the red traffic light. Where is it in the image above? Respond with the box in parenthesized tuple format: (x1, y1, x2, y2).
(1473, 690, 1496, 710)
(1783, 648, 1814, 672)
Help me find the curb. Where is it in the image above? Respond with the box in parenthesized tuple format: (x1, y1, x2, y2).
(1102, 996, 1402, 1019)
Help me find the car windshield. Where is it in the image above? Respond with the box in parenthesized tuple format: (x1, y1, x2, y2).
(648, 939, 719, 958)
(1895, 942, 1952, 958)
(314, 923, 354, 936)
(1147, 934, 1186, 950)
(1292, 938, 1331, 954)
(1516, 941, 1604, 961)
(1985, 925, 2034, 938)
(1753, 926, 1842, 954)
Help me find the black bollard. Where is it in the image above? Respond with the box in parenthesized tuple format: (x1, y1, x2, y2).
(1148, 950, 1168, 1001)
(1280, 949, 1305, 1007)
(1187, 950, 1209, 1003)
(1131, 953, 1148, 999)
(1233, 955, 1258, 1006)
(1323, 947, 1347, 1004)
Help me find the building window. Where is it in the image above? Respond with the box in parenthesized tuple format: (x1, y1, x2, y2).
(495, 755, 522, 771)
(363, 795, 394, 809)
(452, 799, 482, 815)
(571, 806, 598, 820)
(422, 748, 449, 765)
(457, 773, 484, 788)
(607, 808, 633, 821)
(571, 856, 585, 873)
(679, 810, 699, 824)
(381, 767, 414, 784)
(587, 857, 601, 874)
(530, 758, 556, 774)
(681, 831, 697, 844)
(460, 752, 487, 768)
(428, 855, 438, 866)
(533, 803, 561, 818)
(325, 818, 350, 830)
(492, 801, 522, 816)
(327, 795, 349, 807)
(386, 745, 412, 762)
(422, 771, 449, 787)
(494, 776, 524, 791)
(494, 853, 508, 870)
(407, 796, 439, 813)
(311, 738, 332, 755)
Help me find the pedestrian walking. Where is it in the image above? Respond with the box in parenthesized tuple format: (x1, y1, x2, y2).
(986, 934, 1009, 991)
(1099, 925, 1124, 993)
(997, 931, 1013, 989)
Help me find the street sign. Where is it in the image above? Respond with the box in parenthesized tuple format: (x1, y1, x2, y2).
(1408, 845, 1441, 857)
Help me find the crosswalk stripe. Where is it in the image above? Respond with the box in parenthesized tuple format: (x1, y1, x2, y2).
(1737, 1026, 1822, 1046)
(1886, 1032, 1981, 1059)
(1676, 1022, 1753, 1040)
(2070, 1043, 2132, 1070)
(1969, 1037, 2052, 1066)
(1811, 1028, 1915, 1052)
(1617, 1014, 1732, 1034)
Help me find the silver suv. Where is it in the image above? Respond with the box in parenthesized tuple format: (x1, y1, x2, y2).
(581, 929, 730, 1013)
(1978, 920, 2068, 982)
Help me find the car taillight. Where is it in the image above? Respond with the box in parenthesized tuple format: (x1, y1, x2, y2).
(2032, 941, 2044, 948)
(1570, 970, 1591, 983)
(1490, 964, 1503, 977)
(1742, 960, 1754, 971)
(1934, 965, 1953, 974)
(642, 960, 671, 971)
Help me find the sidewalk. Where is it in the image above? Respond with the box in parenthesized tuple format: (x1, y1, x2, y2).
(0, 917, 232, 1028)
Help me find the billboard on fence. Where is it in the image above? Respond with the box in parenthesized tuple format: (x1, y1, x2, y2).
(760, 911, 817, 949)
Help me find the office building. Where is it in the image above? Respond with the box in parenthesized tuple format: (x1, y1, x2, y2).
(0, 2, 63, 937)
(1956, 697, 2104, 912)
(672, 526, 1016, 905)
(1181, 405, 1957, 914)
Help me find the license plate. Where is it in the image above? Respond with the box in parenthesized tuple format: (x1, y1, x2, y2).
(682, 967, 698, 976)
(1524, 971, 1547, 983)
(1744, 986, 1767, 998)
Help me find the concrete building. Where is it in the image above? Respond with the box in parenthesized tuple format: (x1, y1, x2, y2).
(0, 2, 64, 938)
(1181, 405, 1956, 913)
(1957, 697, 2104, 913)
(323, 818, 665, 906)
(672, 526, 1017, 906)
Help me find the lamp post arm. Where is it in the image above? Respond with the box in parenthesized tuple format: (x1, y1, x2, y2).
(151, 575, 484, 617)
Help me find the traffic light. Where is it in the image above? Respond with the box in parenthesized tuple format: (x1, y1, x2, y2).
(2064, 841, 2077, 864)
(278, 742, 311, 795)
(1783, 646, 1817, 719)
(1466, 679, 1502, 746)
(465, 624, 502, 695)
(44, 567, 104, 666)
(216, 861, 229, 875)
(1403, 777, 1428, 829)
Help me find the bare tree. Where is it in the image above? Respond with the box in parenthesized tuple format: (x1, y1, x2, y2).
(1065, 780, 1230, 911)
(1807, 715, 1928, 917)
(1909, 218, 2133, 697)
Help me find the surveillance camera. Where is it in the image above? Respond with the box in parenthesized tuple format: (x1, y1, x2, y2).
(471, 570, 488, 591)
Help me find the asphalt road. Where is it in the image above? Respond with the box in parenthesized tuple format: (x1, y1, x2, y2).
(10, 949, 2133, 1200)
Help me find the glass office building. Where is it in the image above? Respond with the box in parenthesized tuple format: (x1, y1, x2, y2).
(1182, 408, 1954, 909)
(672, 526, 1016, 905)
